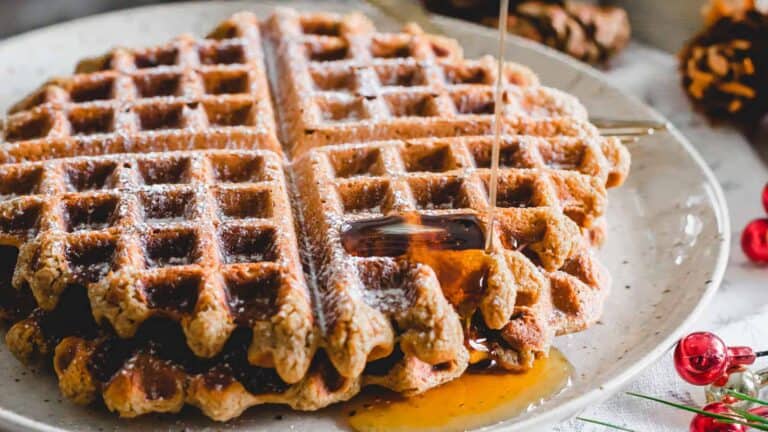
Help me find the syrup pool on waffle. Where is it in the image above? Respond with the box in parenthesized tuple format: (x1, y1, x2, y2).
(341, 212, 530, 366)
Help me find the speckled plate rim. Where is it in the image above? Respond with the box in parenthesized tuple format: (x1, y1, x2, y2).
(0, 3, 730, 431)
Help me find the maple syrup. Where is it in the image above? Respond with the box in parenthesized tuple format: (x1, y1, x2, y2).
(345, 348, 572, 432)
(341, 213, 484, 257)
(341, 212, 489, 318)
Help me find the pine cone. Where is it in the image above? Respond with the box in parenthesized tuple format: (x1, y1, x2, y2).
(679, 10, 768, 124)
(491, 2, 630, 64)
(703, 0, 768, 25)
(422, 1, 629, 65)
(422, 0, 564, 21)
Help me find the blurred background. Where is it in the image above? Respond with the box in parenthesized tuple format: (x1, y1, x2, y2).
(0, 0, 706, 53)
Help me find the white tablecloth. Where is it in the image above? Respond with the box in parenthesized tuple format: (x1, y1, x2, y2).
(557, 311, 768, 431)
(555, 42, 768, 431)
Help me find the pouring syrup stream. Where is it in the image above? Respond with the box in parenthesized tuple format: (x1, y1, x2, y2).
(485, 0, 510, 252)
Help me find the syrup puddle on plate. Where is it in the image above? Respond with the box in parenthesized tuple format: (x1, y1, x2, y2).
(343, 349, 572, 432)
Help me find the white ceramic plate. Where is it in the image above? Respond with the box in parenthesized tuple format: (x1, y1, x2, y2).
(0, 2, 729, 431)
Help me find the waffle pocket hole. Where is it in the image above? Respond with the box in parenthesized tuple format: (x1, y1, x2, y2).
(364, 345, 404, 376)
(5, 112, 53, 142)
(0, 203, 40, 236)
(385, 94, 439, 118)
(204, 101, 253, 127)
(207, 23, 240, 40)
(64, 195, 119, 232)
(209, 154, 266, 183)
(490, 179, 536, 208)
(310, 67, 355, 92)
(199, 43, 245, 65)
(134, 73, 181, 98)
(220, 225, 278, 264)
(305, 39, 349, 62)
(404, 145, 456, 173)
(136, 104, 184, 131)
(338, 180, 389, 214)
(145, 229, 200, 268)
(140, 190, 196, 224)
(225, 269, 279, 326)
(539, 144, 585, 170)
(470, 140, 523, 169)
(375, 64, 426, 87)
(357, 262, 412, 313)
(300, 18, 341, 36)
(202, 70, 249, 95)
(328, 148, 384, 178)
(411, 178, 469, 210)
(452, 91, 495, 115)
(138, 157, 190, 185)
(142, 273, 200, 315)
(65, 161, 117, 192)
(442, 64, 493, 85)
(68, 107, 114, 136)
(66, 237, 116, 283)
(216, 188, 273, 219)
(134, 48, 178, 69)
(317, 97, 367, 123)
(431, 41, 454, 58)
(0, 167, 43, 200)
(76, 54, 114, 73)
(70, 77, 114, 103)
(371, 37, 412, 58)
(499, 225, 546, 254)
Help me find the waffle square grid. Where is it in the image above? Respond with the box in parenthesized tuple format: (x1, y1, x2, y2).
(0, 12, 280, 164)
(264, 8, 598, 156)
(0, 8, 632, 424)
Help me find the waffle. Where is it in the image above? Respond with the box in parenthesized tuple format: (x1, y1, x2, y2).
(4, 294, 361, 420)
(0, 149, 322, 386)
(264, 8, 599, 156)
(293, 134, 623, 372)
(4, 292, 468, 421)
(0, 12, 279, 164)
(0, 149, 468, 419)
(0, 8, 632, 423)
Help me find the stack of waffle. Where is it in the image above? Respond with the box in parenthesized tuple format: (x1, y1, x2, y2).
(0, 8, 629, 422)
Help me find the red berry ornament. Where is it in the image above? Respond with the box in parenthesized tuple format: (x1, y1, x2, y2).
(674, 332, 758, 385)
(742, 218, 768, 262)
(689, 403, 746, 432)
(762, 183, 768, 214)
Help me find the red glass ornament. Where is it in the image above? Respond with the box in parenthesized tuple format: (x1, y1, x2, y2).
(689, 403, 746, 432)
(762, 183, 768, 214)
(742, 218, 768, 262)
(674, 332, 757, 385)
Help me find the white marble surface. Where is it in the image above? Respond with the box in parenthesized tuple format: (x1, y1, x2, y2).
(604, 42, 767, 330)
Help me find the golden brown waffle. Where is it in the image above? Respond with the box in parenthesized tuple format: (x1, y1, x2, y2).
(293, 134, 621, 372)
(3, 299, 466, 421)
(0, 149, 317, 385)
(0, 8, 632, 423)
(3, 296, 361, 420)
(0, 12, 279, 164)
(264, 8, 598, 156)
(0, 149, 467, 419)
